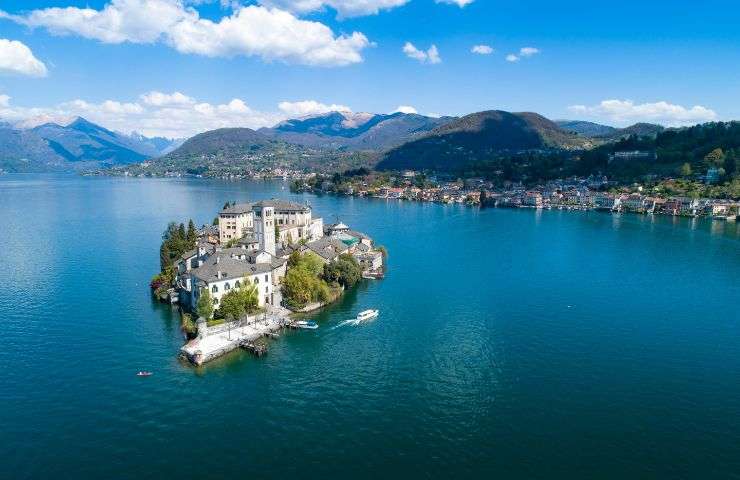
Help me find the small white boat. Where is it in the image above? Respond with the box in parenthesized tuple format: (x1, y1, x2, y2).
(356, 309, 379, 322)
(295, 320, 318, 330)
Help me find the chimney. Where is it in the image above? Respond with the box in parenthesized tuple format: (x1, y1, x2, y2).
(216, 256, 220, 264)
(217, 270, 222, 279)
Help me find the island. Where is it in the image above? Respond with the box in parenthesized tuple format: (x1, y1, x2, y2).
(152, 199, 385, 365)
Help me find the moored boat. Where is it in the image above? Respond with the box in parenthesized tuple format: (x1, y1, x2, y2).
(356, 309, 379, 322)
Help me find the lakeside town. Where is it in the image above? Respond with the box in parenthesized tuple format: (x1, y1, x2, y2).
(291, 170, 740, 221)
(151, 199, 385, 365)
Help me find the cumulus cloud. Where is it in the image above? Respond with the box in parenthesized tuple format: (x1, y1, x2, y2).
(519, 47, 539, 57)
(471, 44, 493, 55)
(278, 99, 351, 117)
(567, 99, 718, 127)
(435, 0, 474, 7)
(140, 91, 195, 106)
(0, 39, 47, 77)
(0, 91, 360, 137)
(0, 0, 371, 67)
(403, 42, 441, 64)
(392, 105, 417, 114)
(259, 0, 408, 18)
(505, 47, 539, 63)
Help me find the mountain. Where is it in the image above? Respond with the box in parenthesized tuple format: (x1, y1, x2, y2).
(556, 120, 617, 138)
(164, 127, 272, 157)
(0, 117, 178, 172)
(126, 132, 183, 155)
(134, 126, 374, 176)
(377, 110, 591, 171)
(259, 111, 453, 151)
(32, 118, 151, 164)
(0, 123, 64, 172)
(599, 122, 664, 140)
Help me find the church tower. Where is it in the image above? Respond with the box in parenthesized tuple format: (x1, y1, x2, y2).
(254, 205, 276, 256)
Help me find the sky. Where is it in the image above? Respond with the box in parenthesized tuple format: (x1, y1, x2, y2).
(0, 0, 739, 138)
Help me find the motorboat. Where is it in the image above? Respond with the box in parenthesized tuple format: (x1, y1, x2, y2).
(295, 320, 319, 330)
(356, 309, 379, 322)
(136, 371, 153, 377)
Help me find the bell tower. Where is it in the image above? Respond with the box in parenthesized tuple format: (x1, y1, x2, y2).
(255, 205, 276, 256)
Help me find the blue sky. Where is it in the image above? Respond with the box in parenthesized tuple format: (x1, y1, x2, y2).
(0, 0, 739, 138)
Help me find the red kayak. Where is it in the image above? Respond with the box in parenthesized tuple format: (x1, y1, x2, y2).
(136, 371, 153, 377)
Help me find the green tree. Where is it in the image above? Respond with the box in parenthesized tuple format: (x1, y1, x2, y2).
(196, 289, 214, 319)
(281, 268, 315, 309)
(704, 148, 725, 167)
(159, 242, 172, 272)
(322, 254, 362, 288)
(679, 162, 693, 177)
(275, 223, 280, 243)
(186, 219, 197, 247)
(218, 289, 244, 321)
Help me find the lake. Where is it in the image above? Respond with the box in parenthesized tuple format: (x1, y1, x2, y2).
(1, 174, 739, 479)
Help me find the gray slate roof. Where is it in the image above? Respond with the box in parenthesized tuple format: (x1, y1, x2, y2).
(221, 199, 310, 215)
(190, 252, 285, 283)
(306, 237, 348, 261)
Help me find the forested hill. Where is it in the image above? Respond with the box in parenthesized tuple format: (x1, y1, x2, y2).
(576, 121, 739, 181)
(377, 110, 591, 172)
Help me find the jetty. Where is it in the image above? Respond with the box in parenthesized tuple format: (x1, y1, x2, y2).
(180, 308, 290, 365)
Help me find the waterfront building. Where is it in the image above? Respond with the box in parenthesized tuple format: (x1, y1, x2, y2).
(218, 199, 323, 245)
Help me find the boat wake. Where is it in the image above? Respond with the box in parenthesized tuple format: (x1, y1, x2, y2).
(331, 319, 361, 329)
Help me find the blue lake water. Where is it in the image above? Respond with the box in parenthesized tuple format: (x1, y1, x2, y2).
(1, 174, 739, 479)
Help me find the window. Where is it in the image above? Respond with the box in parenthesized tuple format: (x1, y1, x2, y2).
(235, 280, 241, 288)
(212, 285, 218, 293)
(265, 286, 269, 293)
(213, 298, 219, 305)
(254, 277, 259, 284)
(225, 282, 231, 291)
(264, 274, 268, 282)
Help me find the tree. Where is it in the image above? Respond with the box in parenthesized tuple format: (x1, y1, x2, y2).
(196, 289, 214, 319)
(679, 162, 693, 177)
(186, 219, 197, 247)
(287, 250, 302, 268)
(322, 254, 362, 288)
(704, 148, 725, 167)
(281, 268, 315, 309)
(160, 242, 172, 271)
(275, 223, 280, 243)
(218, 289, 244, 322)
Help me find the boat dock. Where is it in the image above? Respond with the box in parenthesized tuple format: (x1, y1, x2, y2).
(180, 309, 291, 366)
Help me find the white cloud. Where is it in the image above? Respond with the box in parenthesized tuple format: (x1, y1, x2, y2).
(403, 42, 441, 64)
(435, 0, 474, 7)
(0, 92, 361, 137)
(567, 99, 718, 127)
(0, 1, 371, 67)
(519, 47, 539, 57)
(0, 39, 48, 77)
(506, 47, 540, 63)
(471, 44, 493, 55)
(259, 0, 408, 18)
(140, 91, 195, 106)
(278, 100, 351, 117)
(392, 105, 417, 114)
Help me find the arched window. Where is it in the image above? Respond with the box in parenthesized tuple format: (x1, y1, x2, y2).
(254, 277, 259, 284)
(212, 285, 218, 293)
(212, 298, 218, 305)
(235, 280, 241, 288)
(224, 282, 231, 291)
